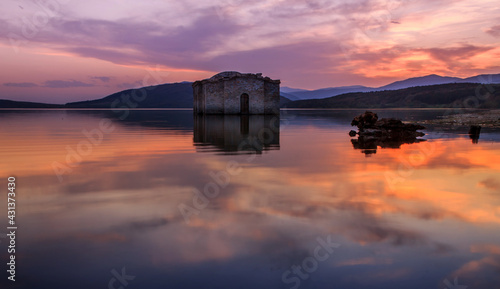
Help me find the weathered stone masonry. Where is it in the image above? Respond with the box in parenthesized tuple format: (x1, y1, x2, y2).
(193, 71, 280, 114)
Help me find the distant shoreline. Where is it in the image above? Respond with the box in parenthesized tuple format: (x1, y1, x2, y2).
(2, 81, 500, 110)
(421, 109, 500, 128)
(0, 108, 194, 111)
(4, 106, 495, 111)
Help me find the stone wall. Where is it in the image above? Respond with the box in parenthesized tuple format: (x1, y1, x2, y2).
(264, 81, 280, 114)
(193, 71, 280, 114)
(204, 81, 225, 114)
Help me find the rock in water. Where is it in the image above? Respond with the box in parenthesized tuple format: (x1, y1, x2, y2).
(349, 111, 426, 155)
(351, 111, 378, 129)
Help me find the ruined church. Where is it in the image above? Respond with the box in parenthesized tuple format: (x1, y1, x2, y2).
(193, 71, 280, 114)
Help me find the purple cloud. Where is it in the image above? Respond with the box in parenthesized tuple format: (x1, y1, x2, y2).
(486, 25, 500, 37)
(0, 0, 497, 93)
(22, 11, 247, 71)
(206, 40, 341, 74)
(4, 82, 39, 87)
(43, 80, 95, 88)
(91, 76, 111, 82)
(0, 19, 10, 37)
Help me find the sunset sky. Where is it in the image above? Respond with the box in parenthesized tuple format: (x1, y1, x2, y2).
(1, 0, 499, 103)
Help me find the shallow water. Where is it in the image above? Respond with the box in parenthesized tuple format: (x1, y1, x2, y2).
(0, 109, 499, 289)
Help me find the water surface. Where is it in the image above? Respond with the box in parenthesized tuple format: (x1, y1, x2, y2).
(0, 109, 499, 289)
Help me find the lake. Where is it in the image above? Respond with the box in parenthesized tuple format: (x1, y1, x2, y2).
(0, 109, 499, 289)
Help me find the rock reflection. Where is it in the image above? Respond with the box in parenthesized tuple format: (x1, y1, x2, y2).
(193, 114, 280, 154)
(469, 125, 481, 144)
(351, 135, 427, 156)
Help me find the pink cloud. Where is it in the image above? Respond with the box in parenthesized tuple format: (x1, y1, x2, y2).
(421, 45, 493, 63)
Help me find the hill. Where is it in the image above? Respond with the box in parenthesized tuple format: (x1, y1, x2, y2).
(279, 95, 292, 106)
(288, 85, 374, 100)
(463, 74, 500, 83)
(0, 99, 63, 108)
(2, 73, 500, 109)
(66, 82, 194, 108)
(66, 82, 292, 109)
(282, 83, 500, 109)
(280, 91, 302, 101)
(282, 73, 500, 100)
(281, 86, 307, 94)
(377, 74, 462, 90)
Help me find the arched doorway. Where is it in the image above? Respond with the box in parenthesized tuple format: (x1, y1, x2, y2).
(240, 93, 249, 114)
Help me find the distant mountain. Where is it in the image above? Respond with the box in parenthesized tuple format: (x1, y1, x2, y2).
(283, 73, 500, 100)
(66, 82, 194, 108)
(281, 86, 307, 93)
(280, 91, 302, 101)
(288, 85, 374, 100)
(66, 82, 292, 109)
(0, 82, 298, 109)
(283, 83, 500, 109)
(0, 99, 62, 108)
(378, 74, 462, 91)
(2, 73, 500, 109)
(372, 73, 500, 93)
(463, 74, 500, 83)
(279, 95, 292, 107)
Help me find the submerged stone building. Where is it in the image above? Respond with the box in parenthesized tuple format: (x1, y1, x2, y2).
(193, 71, 280, 114)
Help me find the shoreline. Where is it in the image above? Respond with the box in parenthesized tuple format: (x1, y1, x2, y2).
(420, 109, 500, 128)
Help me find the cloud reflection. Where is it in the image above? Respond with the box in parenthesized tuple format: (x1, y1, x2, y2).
(1, 110, 500, 288)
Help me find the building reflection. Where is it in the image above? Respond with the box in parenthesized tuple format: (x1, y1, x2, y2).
(193, 114, 280, 154)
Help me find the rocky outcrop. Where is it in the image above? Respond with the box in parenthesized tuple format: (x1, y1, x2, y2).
(349, 111, 426, 155)
(351, 111, 379, 128)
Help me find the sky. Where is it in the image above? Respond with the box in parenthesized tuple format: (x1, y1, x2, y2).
(0, 0, 499, 104)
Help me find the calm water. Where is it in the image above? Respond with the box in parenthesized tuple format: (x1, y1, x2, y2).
(0, 109, 499, 289)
